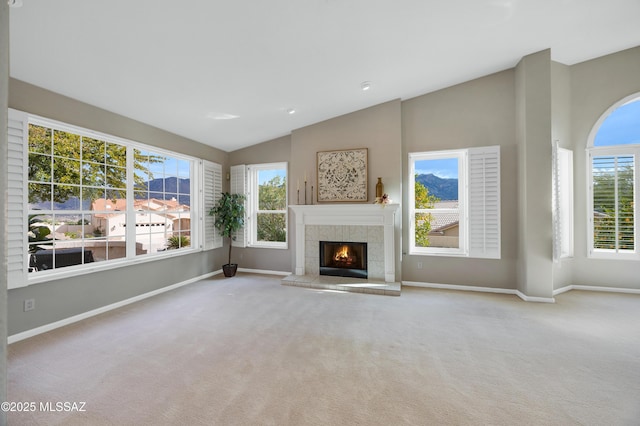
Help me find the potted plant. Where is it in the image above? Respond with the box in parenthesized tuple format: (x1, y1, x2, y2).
(209, 192, 246, 277)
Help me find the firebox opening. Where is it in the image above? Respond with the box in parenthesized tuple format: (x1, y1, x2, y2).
(319, 241, 367, 279)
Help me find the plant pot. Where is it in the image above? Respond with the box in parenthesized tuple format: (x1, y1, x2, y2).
(222, 263, 238, 277)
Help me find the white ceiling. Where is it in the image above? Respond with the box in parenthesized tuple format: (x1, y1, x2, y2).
(9, 0, 640, 152)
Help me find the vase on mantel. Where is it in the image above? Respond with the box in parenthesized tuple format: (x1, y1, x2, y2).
(375, 177, 384, 202)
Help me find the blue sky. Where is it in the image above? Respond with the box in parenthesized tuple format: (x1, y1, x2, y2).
(259, 169, 287, 185)
(415, 158, 459, 179)
(595, 99, 640, 146)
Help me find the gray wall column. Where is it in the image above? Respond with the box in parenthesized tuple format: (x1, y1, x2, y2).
(515, 50, 554, 299)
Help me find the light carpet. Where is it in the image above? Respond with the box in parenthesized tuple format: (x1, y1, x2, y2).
(7, 273, 640, 425)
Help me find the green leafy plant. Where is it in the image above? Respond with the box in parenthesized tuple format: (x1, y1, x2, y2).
(28, 213, 53, 253)
(167, 235, 190, 249)
(209, 192, 246, 267)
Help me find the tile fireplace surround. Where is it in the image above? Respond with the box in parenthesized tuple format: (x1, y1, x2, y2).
(285, 204, 400, 296)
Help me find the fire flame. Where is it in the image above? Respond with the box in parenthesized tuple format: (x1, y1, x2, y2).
(334, 245, 351, 262)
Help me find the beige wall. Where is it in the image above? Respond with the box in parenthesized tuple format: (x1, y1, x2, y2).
(569, 46, 640, 289)
(291, 99, 403, 206)
(402, 70, 518, 289)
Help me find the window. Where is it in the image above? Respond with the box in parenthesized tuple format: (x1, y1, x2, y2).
(409, 146, 500, 259)
(552, 142, 574, 260)
(588, 97, 639, 259)
(8, 108, 219, 288)
(231, 162, 288, 249)
(409, 150, 465, 255)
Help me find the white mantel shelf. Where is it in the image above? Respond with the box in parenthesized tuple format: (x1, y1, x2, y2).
(289, 203, 399, 226)
(289, 204, 399, 282)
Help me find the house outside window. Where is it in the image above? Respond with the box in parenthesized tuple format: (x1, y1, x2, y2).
(588, 96, 640, 259)
(409, 146, 501, 259)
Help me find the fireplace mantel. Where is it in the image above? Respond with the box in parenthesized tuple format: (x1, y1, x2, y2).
(289, 204, 399, 282)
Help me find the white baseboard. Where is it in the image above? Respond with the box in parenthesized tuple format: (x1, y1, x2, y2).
(515, 291, 556, 303)
(403, 281, 517, 295)
(554, 285, 640, 296)
(237, 268, 291, 276)
(8, 270, 222, 344)
(403, 281, 556, 303)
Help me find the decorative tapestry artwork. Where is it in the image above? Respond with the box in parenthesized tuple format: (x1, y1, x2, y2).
(317, 148, 368, 202)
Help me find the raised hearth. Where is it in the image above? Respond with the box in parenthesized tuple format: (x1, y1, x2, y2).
(288, 204, 399, 284)
(282, 274, 400, 296)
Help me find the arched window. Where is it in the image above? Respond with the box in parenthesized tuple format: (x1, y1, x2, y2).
(588, 96, 640, 258)
(593, 98, 640, 147)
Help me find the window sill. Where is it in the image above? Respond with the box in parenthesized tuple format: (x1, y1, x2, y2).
(588, 251, 639, 261)
(247, 243, 288, 250)
(409, 249, 469, 257)
(24, 247, 200, 286)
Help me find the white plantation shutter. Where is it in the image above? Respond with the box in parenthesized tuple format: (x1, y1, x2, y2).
(553, 142, 573, 261)
(7, 108, 29, 289)
(203, 160, 223, 250)
(468, 146, 501, 259)
(229, 164, 247, 248)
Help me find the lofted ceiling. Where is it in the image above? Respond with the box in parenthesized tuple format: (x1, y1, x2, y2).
(9, 0, 640, 152)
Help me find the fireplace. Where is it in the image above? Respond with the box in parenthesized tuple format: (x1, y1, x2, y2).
(319, 241, 367, 279)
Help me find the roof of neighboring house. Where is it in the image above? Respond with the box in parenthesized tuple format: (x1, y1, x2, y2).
(92, 198, 190, 213)
(91, 198, 127, 211)
(428, 213, 460, 233)
(433, 201, 459, 209)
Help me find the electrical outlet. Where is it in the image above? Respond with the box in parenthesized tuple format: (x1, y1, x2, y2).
(417, 262, 423, 269)
(24, 299, 35, 312)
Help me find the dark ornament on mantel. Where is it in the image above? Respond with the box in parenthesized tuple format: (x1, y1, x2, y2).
(376, 177, 384, 201)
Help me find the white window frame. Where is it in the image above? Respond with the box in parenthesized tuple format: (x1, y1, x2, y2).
(409, 150, 467, 256)
(246, 162, 288, 249)
(587, 145, 638, 260)
(409, 146, 501, 259)
(8, 108, 219, 288)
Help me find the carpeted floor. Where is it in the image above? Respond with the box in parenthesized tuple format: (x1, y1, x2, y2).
(7, 273, 640, 425)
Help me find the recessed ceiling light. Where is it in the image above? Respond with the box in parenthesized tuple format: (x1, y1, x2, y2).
(361, 81, 371, 91)
(207, 113, 239, 120)
(287, 108, 296, 115)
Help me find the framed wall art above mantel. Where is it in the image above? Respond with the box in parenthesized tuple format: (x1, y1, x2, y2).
(317, 148, 368, 203)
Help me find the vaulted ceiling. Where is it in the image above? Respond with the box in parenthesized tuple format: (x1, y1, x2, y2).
(9, 0, 640, 152)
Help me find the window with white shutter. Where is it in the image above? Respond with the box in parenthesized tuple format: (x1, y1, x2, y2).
(552, 142, 573, 261)
(7, 108, 28, 289)
(468, 146, 501, 259)
(8, 108, 209, 284)
(202, 160, 223, 250)
(409, 145, 501, 259)
(587, 96, 639, 259)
